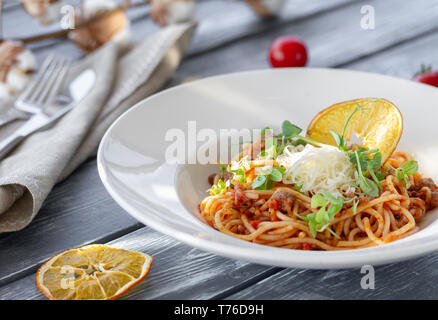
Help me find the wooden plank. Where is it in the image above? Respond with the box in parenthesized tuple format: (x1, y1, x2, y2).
(227, 252, 438, 299)
(2, 0, 438, 299)
(0, 0, 359, 287)
(217, 23, 438, 302)
(3, 28, 438, 299)
(169, 0, 438, 84)
(140, 15, 438, 300)
(0, 226, 280, 300)
(187, 0, 358, 55)
(345, 31, 438, 79)
(5, 0, 356, 51)
(2, 0, 81, 40)
(14, 0, 359, 74)
(0, 160, 143, 286)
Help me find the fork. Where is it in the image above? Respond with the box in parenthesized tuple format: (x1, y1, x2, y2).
(0, 55, 71, 126)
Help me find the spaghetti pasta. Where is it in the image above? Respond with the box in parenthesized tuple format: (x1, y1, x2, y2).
(199, 105, 437, 251)
(200, 149, 437, 251)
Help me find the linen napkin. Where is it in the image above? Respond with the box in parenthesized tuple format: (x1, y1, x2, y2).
(0, 22, 196, 232)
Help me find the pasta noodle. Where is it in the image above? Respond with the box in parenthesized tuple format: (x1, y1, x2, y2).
(199, 151, 437, 250)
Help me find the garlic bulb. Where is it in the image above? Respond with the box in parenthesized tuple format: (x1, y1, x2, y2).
(0, 41, 36, 101)
(149, 0, 196, 26)
(167, 0, 196, 24)
(69, 0, 131, 54)
(21, 0, 64, 24)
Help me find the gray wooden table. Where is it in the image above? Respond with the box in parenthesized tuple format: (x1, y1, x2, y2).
(1, 0, 438, 300)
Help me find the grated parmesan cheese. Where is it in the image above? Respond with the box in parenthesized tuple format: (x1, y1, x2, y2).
(281, 144, 357, 194)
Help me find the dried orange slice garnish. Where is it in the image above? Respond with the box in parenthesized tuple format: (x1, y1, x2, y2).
(306, 98, 403, 163)
(36, 244, 153, 300)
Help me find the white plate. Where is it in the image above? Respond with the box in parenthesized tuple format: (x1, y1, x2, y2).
(97, 68, 438, 269)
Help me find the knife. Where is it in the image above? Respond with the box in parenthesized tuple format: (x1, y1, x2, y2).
(0, 69, 96, 160)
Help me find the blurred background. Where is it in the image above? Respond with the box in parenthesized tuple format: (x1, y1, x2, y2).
(1, 0, 438, 94)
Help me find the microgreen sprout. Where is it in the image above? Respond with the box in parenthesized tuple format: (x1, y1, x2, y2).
(296, 191, 355, 238)
(353, 150, 380, 197)
(280, 120, 325, 147)
(210, 179, 227, 195)
(330, 104, 361, 150)
(226, 166, 246, 184)
(394, 160, 418, 189)
(329, 104, 384, 197)
(252, 166, 286, 190)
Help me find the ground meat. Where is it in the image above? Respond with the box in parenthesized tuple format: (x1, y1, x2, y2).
(414, 178, 438, 191)
(358, 194, 374, 203)
(431, 190, 438, 209)
(208, 170, 234, 185)
(223, 170, 234, 181)
(231, 183, 250, 207)
(271, 191, 295, 213)
(342, 189, 355, 199)
(407, 178, 438, 209)
(208, 173, 218, 185)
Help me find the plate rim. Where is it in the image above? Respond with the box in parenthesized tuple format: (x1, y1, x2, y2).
(97, 67, 438, 269)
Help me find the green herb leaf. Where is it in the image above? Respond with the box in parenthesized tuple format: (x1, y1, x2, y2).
(227, 166, 246, 183)
(308, 220, 317, 238)
(300, 191, 355, 238)
(354, 150, 379, 197)
(219, 162, 227, 177)
(395, 168, 405, 180)
(269, 167, 285, 182)
(318, 190, 339, 204)
(349, 148, 369, 171)
(253, 166, 285, 190)
(375, 168, 389, 181)
(401, 160, 418, 175)
(281, 120, 302, 138)
(327, 201, 343, 219)
(370, 152, 382, 171)
(210, 179, 227, 195)
(341, 104, 361, 141)
(262, 145, 277, 159)
(394, 161, 418, 189)
(358, 175, 379, 197)
(367, 163, 382, 191)
(255, 165, 272, 176)
(266, 179, 275, 190)
(332, 105, 384, 197)
(330, 130, 344, 148)
(396, 168, 410, 188)
(252, 175, 267, 189)
(352, 199, 359, 214)
(315, 207, 327, 224)
(261, 126, 271, 136)
(311, 193, 328, 208)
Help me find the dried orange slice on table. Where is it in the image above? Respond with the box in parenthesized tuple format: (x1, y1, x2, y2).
(306, 98, 403, 163)
(36, 244, 153, 300)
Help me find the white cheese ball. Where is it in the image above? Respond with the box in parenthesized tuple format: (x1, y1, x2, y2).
(43, 0, 64, 24)
(14, 49, 37, 71)
(0, 45, 36, 100)
(166, 0, 196, 24)
(81, 0, 131, 43)
(82, 0, 117, 19)
(7, 70, 31, 93)
(22, 0, 64, 24)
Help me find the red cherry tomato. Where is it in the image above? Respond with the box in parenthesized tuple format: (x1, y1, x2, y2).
(413, 70, 438, 88)
(268, 36, 307, 68)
